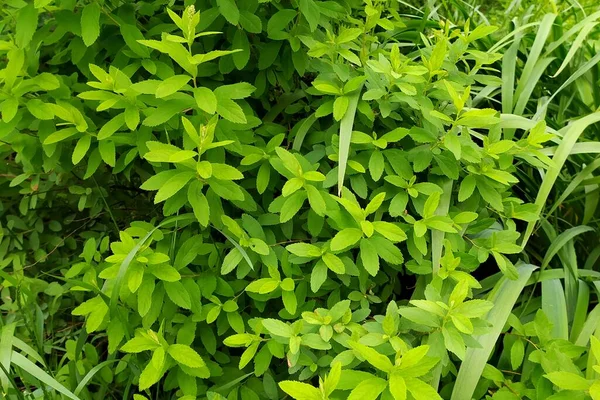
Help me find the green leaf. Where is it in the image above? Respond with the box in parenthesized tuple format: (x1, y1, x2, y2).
(188, 181, 210, 227)
(98, 113, 125, 140)
(278, 381, 321, 400)
(545, 372, 590, 391)
(348, 341, 393, 373)
(81, 3, 101, 46)
(164, 281, 192, 309)
(372, 222, 407, 242)
(217, 0, 240, 25)
(194, 88, 217, 114)
(331, 228, 363, 252)
(16, 3, 37, 48)
(359, 238, 379, 277)
(168, 344, 205, 368)
(299, 0, 320, 31)
(154, 171, 195, 203)
(347, 377, 388, 400)
(280, 191, 307, 223)
(262, 319, 293, 338)
(156, 75, 191, 98)
(389, 373, 407, 400)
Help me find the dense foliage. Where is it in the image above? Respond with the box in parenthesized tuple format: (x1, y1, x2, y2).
(1, 0, 600, 399)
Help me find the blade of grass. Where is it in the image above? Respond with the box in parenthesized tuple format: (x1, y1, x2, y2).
(541, 142, 600, 156)
(552, 22, 598, 77)
(11, 338, 46, 366)
(521, 112, 600, 249)
(584, 184, 599, 224)
(0, 362, 25, 400)
(337, 87, 362, 196)
(11, 351, 80, 400)
(0, 323, 16, 391)
(534, 51, 600, 119)
(103, 214, 196, 315)
(451, 264, 536, 400)
(570, 280, 590, 342)
(513, 57, 555, 116)
(513, 14, 556, 109)
(576, 304, 600, 347)
(74, 359, 120, 396)
(543, 10, 600, 55)
(292, 114, 317, 151)
(540, 225, 594, 272)
(432, 180, 453, 275)
(263, 90, 306, 123)
(501, 29, 522, 116)
(541, 279, 569, 339)
(547, 157, 600, 216)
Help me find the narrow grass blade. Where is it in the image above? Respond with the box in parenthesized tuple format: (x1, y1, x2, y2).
(74, 359, 119, 396)
(11, 351, 80, 400)
(534, 52, 600, 119)
(552, 22, 598, 77)
(570, 281, 590, 342)
(0, 323, 16, 391)
(263, 90, 306, 123)
(541, 142, 600, 156)
(544, 10, 600, 55)
(521, 112, 600, 249)
(292, 114, 317, 151)
(488, 22, 540, 54)
(103, 214, 196, 314)
(547, 158, 600, 216)
(540, 225, 594, 271)
(451, 264, 536, 400)
(576, 304, 600, 347)
(541, 279, 569, 340)
(584, 184, 599, 224)
(432, 180, 453, 275)
(513, 14, 556, 108)
(584, 246, 600, 270)
(501, 30, 521, 116)
(513, 57, 555, 116)
(337, 87, 362, 196)
(11, 338, 46, 366)
(217, 228, 254, 271)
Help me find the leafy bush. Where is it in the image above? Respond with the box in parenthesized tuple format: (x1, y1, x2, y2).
(1, 0, 600, 399)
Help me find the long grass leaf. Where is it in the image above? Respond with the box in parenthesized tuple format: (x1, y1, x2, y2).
(432, 180, 453, 275)
(534, 51, 600, 119)
(541, 279, 569, 339)
(521, 112, 600, 248)
(513, 57, 555, 116)
(451, 264, 536, 400)
(570, 281, 590, 341)
(547, 158, 600, 215)
(576, 304, 600, 347)
(543, 10, 600, 55)
(10, 351, 80, 400)
(292, 114, 317, 151)
(337, 87, 362, 196)
(0, 323, 16, 391)
(103, 214, 196, 314)
(74, 359, 119, 396)
(513, 14, 556, 107)
(501, 29, 521, 116)
(552, 22, 598, 77)
(541, 142, 600, 156)
(540, 225, 594, 271)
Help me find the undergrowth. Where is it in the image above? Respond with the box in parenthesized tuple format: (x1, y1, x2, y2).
(1, 0, 600, 399)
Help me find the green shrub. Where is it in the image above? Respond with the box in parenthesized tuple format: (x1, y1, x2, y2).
(1, 0, 600, 399)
